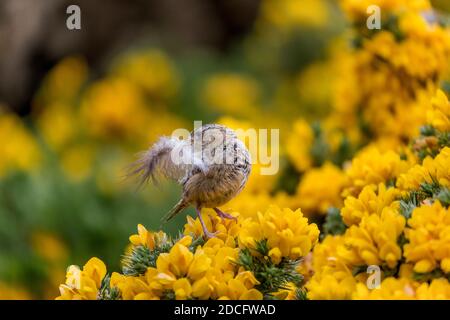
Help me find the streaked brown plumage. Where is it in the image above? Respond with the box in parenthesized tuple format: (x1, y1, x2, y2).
(127, 124, 251, 238)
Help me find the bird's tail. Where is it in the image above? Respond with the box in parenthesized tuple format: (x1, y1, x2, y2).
(161, 198, 189, 222)
(125, 136, 182, 189)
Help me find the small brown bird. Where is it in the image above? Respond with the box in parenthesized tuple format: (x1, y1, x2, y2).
(128, 124, 251, 238)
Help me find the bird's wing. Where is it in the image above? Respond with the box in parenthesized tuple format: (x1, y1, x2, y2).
(126, 136, 191, 188)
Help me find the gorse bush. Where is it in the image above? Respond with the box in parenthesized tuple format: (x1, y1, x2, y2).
(55, 0, 450, 300)
(55, 87, 450, 299)
(56, 84, 450, 299)
(1, 0, 450, 299)
(57, 208, 319, 300)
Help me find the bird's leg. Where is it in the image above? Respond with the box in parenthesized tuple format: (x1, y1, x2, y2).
(214, 207, 237, 221)
(195, 207, 218, 239)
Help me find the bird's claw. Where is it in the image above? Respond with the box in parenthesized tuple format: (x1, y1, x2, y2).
(214, 208, 237, 221)
(202, 229, 220, 239)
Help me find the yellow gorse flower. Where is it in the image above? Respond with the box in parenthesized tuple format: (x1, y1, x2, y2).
(56, 204, 322, 300)
(0, 112, 41, 177)
(221, 191, 296, 220)
(112, 49, 179, 100)
(258, 0, 330, 29)
(36, 103, 78, 151)
(239, 206, 319, 263)
(80, 78, 150, 142)
(397, 147, 450, 191)
(307, 273, 357, 300)
(183, 210, 240, 245)
(202, 73, 260, 117)
(34, 56, 88, 106)
(56, 257, 106, 300)
(60, 144, 95, 182)
(353, 277, 417, 300)
(332, 0, 450, 144)
(404, 201, 450, 273)
(110, 272, 159, 300)
(50, 0, 450, 301)
(344, 146, 410, 196)
(340, 0, 431, 21)
(341, 183, 400, 227)
(129, 224, 169, 249)
(428, 89, 450, 132)
(340, 208, 405, 269)
(112, 236, 264, 300)
(354, 277, 450, 300)
(306, 236, 357, 300)
(31, 231, 68, 263)
(286, 119, 314, 172)
(0, 283, 32, 300)
(415, 278, 450, 300)
(296, 162, 348, 215)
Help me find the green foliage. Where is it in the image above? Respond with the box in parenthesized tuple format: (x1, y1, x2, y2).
(122, 246, 157, 276)
(399, 191, 422, 219)
(122, 234, 204, 276)
(184, 234, 206, 252)
(278, 28, 329, 75)
(309, 123, 356, 168)
(399, 181, 449, 219)
(442, 80, 450, 95)
(436, 187, 450, 207)
(0, 169, 185, 296)
(353, 14, 404, 47)
(294, 287, 309, 300)
(310, 122, 331, 167)
(415, 126, 450, 160)
(236, 240, 303, 299)
(98, 274, 121, 300)
(162, 290, 176, 300)
(322, 207, 346, 237)
(420, 124, 437, 136)
(397, 233, 409, 249)
(273, 161, 301, 195)
(353, 263, 400, 279)
(413, 269, 450, 282)
(352, 265, 368, 277)
(254, 239, 270, 256)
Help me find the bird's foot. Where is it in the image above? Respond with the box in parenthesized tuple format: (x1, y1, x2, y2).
(214, 208, 237, 221)
(196, 207, 219, 239)
(202, 228, 220, 239)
